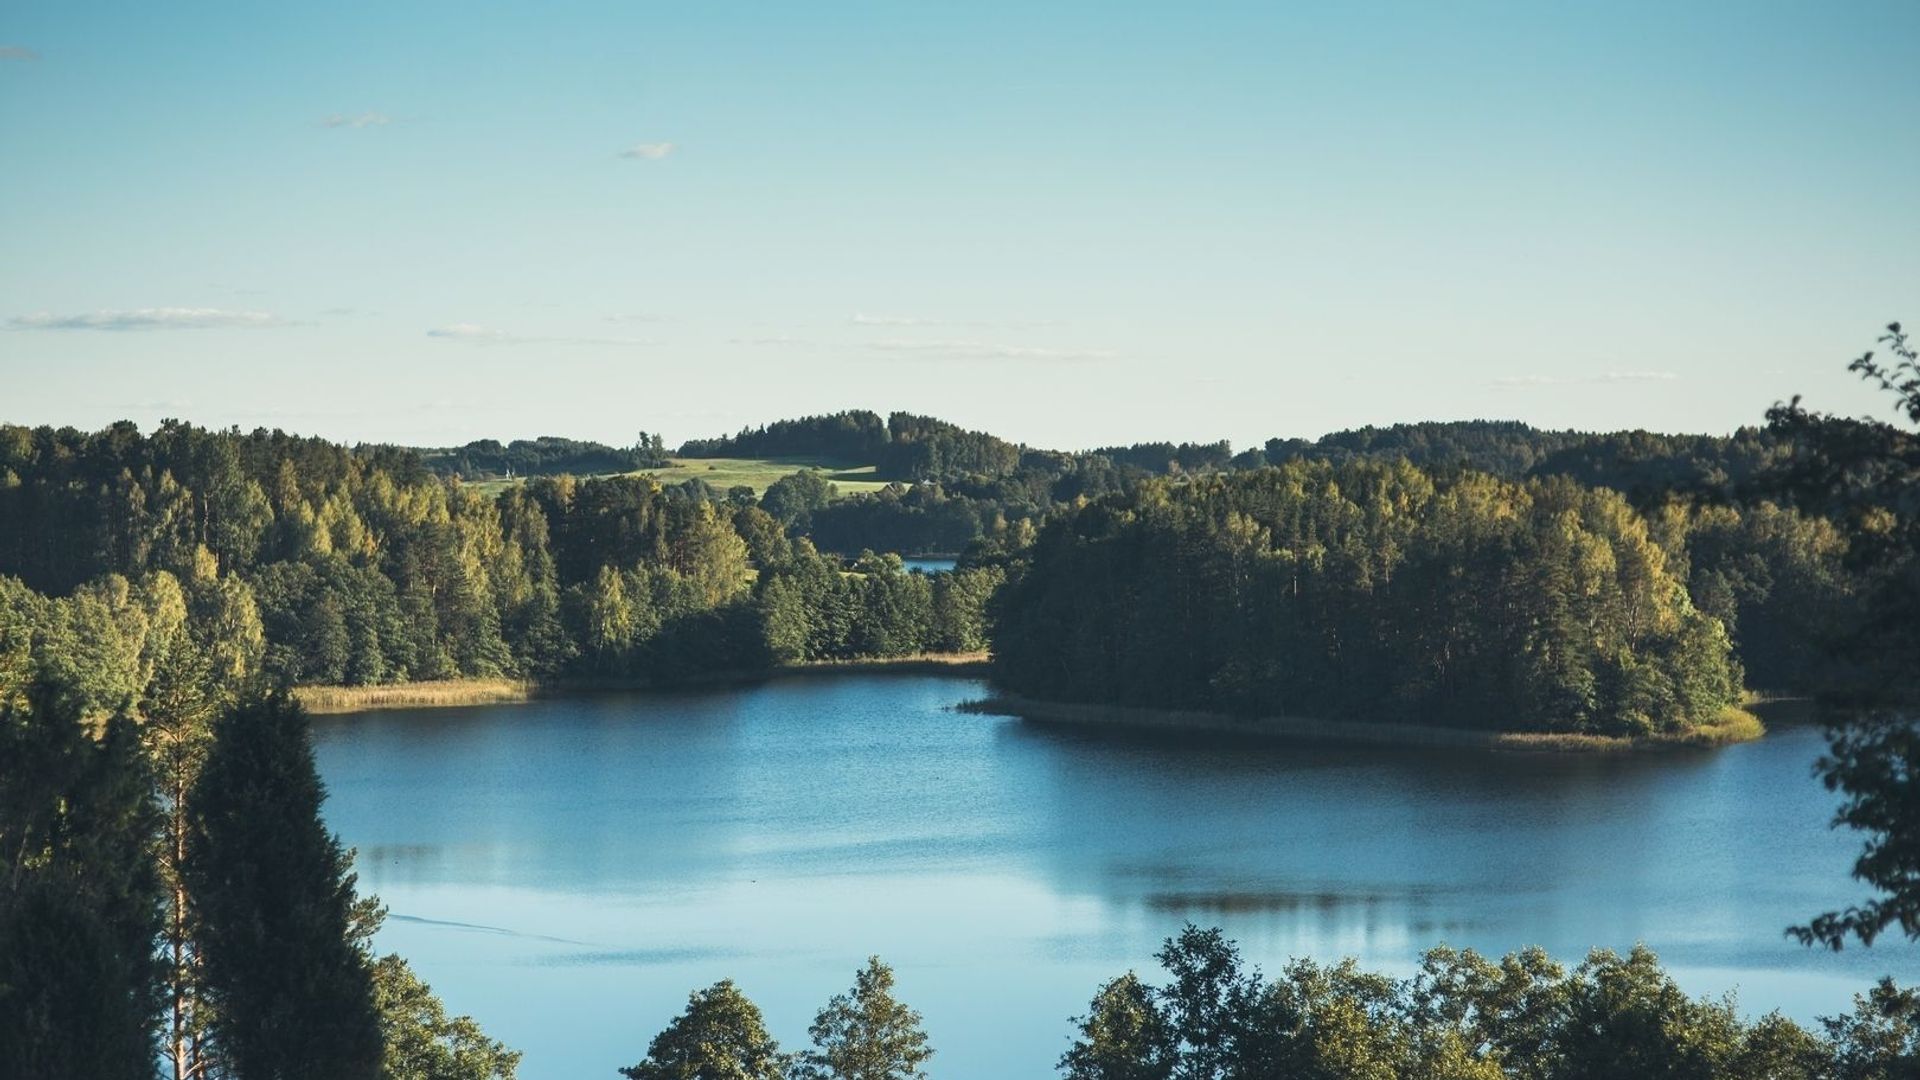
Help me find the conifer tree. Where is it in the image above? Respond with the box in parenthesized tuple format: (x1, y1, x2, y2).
(795, 957, 935, 1080)
(0, 689, 163, 1080)
(184, 692, 383, 1079)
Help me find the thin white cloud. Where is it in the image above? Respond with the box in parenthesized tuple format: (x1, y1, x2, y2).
(426, 323, 656, 347)
(322, 112, 391, 129)
(7, 307, 282, 331)
(1490, 370, 1679, 388)
(867, 338, 1114, 363)
(851, 313, 1060, 329)
(730, 335, 819, 348)
(0, 45, 39, 61)
(620, 142, 675, 160)
(427, 322, 508, 341)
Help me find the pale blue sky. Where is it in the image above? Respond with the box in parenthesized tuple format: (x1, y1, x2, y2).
(2, 2, 1915, 450)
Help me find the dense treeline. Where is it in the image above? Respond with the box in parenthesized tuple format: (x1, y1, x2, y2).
(995, 462, 1780, 735)
(0, 411, 1873, 721)
(1088, 439, 1235, 475)
(0, 422, 996, 696)
(676, 412, 1811, 565)
(1056, 927, 1920, 1080)
(616, 929, 1920, 1080)
(415, 434, 669, 480)
(1240, 421, 1789, 503)
(678, 409, 1024, 481)
(0, 594, 520, 1077)
(1246, 419, 1591, 477)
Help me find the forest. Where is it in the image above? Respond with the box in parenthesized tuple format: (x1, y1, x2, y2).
(989, 463, 1842, 737)
(2, 325, 1919, 1077)
(0, 383, 1888, 738)
(0, 422, 1003, 713)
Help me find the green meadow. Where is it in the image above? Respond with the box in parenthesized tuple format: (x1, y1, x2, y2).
(468, 456, 892, 497)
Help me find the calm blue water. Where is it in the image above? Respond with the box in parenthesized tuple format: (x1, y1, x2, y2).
(312, 675, 1916, 1079)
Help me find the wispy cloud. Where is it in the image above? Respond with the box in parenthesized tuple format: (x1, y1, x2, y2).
(620, 142, 675, 160)
(1490, 370, 1679, 388)
(866, 338, 1113, 363)
(322, 112, 391, 129)
(852, 313, 1058, 329)
(426, 323, 655, 347)
(7, 307, 283, 331)
(426, 322, 508, 341)
(0, 45, 40, 61)
(730, 335, 819, 348)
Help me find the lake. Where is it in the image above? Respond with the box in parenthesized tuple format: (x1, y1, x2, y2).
(312, 674, 1916, 1079)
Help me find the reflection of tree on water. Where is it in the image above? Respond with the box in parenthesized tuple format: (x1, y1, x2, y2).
(989, 712, 1900, 998)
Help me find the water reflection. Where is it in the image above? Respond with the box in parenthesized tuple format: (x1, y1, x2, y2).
(312, 674, 1916, 1080)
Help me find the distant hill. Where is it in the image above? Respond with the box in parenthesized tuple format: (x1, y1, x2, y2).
(679, 410, 1021, 482)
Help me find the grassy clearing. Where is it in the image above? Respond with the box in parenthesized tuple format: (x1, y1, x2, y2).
(295, 679, 532, 714)
(641, 456, 890, 495)
(467, 457, 890, 497)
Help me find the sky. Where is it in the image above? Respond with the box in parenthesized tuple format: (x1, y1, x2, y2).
(1, 1, 1916, 452)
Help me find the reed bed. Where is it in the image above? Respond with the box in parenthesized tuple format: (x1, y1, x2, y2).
(294, 678, 532, 715)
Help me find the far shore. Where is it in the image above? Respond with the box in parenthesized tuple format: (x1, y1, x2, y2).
(299, 662, 1782, 754)
(295, 653, 991, 716)
(958, 693, 1770, 753)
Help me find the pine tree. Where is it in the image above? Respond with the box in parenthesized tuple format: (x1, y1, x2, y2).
(184, 692, 383, 1079)
(795, 957, 935, 1080)
(0, 689, 164, 1080)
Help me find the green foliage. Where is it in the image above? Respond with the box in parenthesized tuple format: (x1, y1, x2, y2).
(618, 979, 790, 1080)
(1822, 979, 1920, 1079)
(750, 546, 990, 663)
(1061, 973, 1178, 1080)
(184, 693, 384, 1079)
(795, 956, 934, 1080)
(0, 411, 1878, 712)
(373, 953, 522, 1080)
(1792, 712, 1920, 950)
(680, 410, 892, 464)
(995, 463, 1743, 737)
(1065, 929, 1896, 1080)
(0, 692, 163, 1080)
(1768, 322, 1920, 949)
(417, 434, 669, 481)
(761, 469, 839, 527)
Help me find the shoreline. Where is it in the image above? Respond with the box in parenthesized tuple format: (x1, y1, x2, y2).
(959, 693, 1768, 753)
(298, 662, 1774, 754)
(295, 653, 991, 715)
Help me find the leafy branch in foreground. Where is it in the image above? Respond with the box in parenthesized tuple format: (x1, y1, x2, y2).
(1770, 323, 1920, 950)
